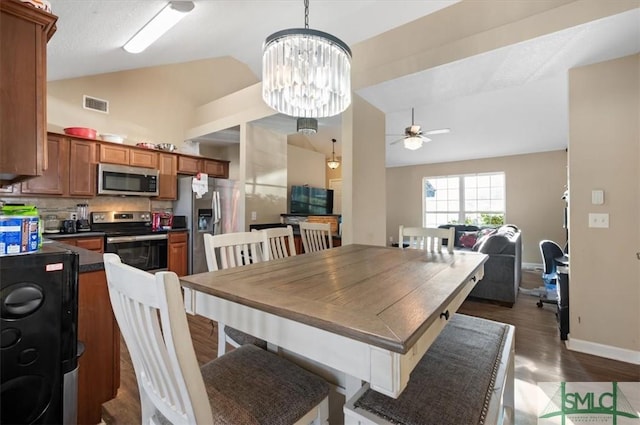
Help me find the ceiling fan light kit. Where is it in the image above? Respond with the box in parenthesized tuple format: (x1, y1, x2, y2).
(327, 138, 340, 169)
(262, 0, 352, 118)
(390, 107, 450, 150)
(403, 137, 424, 151)
(123, 1, 194, 54)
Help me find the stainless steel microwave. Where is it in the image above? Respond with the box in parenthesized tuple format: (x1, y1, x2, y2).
(97, 163, 159, 196)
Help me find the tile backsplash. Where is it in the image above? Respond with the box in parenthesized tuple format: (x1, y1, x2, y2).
(1, 196, 173, 218)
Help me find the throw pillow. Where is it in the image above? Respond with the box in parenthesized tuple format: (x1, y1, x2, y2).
(472, 228, 497, 251)
(459, 231, 478, 248)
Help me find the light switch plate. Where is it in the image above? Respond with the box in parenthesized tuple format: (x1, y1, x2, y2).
(591, 190, 604, 205)
(588, 213, 609, 228)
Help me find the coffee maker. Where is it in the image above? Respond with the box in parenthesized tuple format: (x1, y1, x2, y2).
(76, 203, 90, 232)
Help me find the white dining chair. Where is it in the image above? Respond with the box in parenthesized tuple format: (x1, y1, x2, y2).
(258, 225, 297, 259)
(203, 231, 269, 357)
(299, 221, 333, 253)
(103, 253, 330, 425)
(399, 225, 455, 253)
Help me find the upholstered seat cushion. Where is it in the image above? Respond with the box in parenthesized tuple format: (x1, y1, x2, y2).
(224, 326, 268, 350)
(157, 344, 329, 425)
(353, 314, 509, 425)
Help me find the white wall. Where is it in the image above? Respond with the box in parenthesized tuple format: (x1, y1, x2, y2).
(567, 54, 639, 361)
(245, 125, 288, 227)
(342, 96, 387, 246)
(287, 145, 326, 189)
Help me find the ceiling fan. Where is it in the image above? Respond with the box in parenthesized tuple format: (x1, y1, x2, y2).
(388, 108, 450, 150)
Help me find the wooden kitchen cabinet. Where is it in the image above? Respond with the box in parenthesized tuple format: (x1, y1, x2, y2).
(20, 135, 67, 195)
(156, 153, 177, 200)
(98, 143, 130, 165)
(58, 236, 104, 253)
(202, 159, 228, 178)
(177, 155, 200, 175)
(0, 0, 57, 186)
(19, 134, 97, 197)
(99, 143, 158, 168)
(130, 148, 158, 168)
(77, 269, 120, 425)
(168, 231, 188, 277)
(178, 155, 229, 178)
(69, 139, 97, 197)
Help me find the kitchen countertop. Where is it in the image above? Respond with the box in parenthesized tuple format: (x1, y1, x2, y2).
(45, 231, 105, 239)
(42, 239, 104, 272)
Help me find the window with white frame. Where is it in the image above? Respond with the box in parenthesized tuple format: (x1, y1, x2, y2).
(423, 173, 505, 227)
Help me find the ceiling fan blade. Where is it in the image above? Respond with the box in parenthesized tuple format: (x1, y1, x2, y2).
(423, 128, 450, 136)
(389, 138, 404, 145)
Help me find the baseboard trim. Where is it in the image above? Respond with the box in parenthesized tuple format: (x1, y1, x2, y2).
(566, 337, 640, 365)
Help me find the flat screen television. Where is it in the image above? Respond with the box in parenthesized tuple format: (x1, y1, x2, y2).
(290, 185, 334, 214)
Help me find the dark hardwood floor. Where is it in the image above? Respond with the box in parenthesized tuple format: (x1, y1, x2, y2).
(101, 271, 639, 424)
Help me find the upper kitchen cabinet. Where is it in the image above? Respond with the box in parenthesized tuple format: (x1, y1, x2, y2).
(68, 139, 97, 197)
(99, 143, 158, 168)
(21, 134, 67, 195)
(177, 155, 229, 178)
(0, 0, 57, 186)
(21, 133, 97, 197)
(156, 153, 177, 200)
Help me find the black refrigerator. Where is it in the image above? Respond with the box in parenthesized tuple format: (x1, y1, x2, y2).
(1, 246, 79, 424)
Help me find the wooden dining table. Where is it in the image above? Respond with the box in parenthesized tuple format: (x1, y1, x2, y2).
(179, 244, 487, 400)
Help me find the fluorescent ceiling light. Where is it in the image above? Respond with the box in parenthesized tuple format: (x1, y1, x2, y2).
(123, 1, 194, 54)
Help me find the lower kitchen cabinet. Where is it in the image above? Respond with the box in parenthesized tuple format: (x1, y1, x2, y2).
(168, 231, 188, 276)
(56, 236, 104, 253)
(77, 269, 120, 425)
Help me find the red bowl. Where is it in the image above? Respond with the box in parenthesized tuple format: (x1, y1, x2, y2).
(64, 127, 97, 139)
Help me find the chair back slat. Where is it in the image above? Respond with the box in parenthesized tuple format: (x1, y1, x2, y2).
(203, 231, 269, 271)
(103, 254, 213, 424)
(399, 225, 455, 253)
(299, 222, 333, 254)
(258, 225, 297, 259)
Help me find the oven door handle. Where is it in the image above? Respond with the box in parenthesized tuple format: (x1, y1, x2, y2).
(107, 234, 168, 243)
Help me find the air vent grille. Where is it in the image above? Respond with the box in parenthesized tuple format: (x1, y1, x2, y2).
(83, 95, 109, 113)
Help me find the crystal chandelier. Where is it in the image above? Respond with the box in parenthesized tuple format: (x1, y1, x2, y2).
(262, 0, 352, 118)
(327, 138, 340, 169)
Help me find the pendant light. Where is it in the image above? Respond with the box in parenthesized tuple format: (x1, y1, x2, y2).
(262, 0, 352, 118)
(296, 117, 318, 134)
(327, 138, 340, 169)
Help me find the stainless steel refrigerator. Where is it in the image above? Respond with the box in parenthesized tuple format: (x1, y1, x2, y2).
(173, 176, 242, 274)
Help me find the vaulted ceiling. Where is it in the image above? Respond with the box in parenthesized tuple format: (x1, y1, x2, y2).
(47, 1, 640, 167)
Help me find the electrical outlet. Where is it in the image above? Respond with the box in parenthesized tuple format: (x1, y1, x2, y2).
(69, 212, 78, 220)
(588, 213, 609, 228)
(251, 211, 257, 221)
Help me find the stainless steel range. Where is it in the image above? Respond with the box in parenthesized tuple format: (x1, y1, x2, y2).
(91, 211, 168, 272)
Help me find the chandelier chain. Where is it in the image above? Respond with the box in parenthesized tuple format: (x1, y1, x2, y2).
(304, 0, 309, 29)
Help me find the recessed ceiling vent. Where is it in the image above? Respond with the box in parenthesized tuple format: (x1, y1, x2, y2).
(83, 95, 109, 114)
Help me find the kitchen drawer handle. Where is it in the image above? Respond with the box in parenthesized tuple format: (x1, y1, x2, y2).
(107, 234, 168, 243)
(440, 310, 450, 320)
